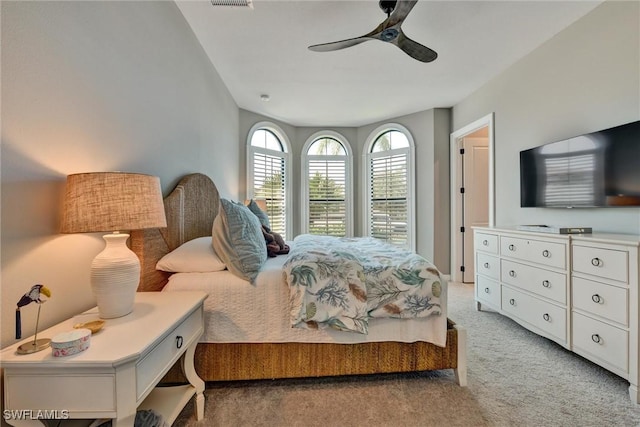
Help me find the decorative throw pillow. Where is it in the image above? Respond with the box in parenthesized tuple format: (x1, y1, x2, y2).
(212, 199, 267, 283)
(262, 225, 290, 257)
(246, 199, 271, 229)
(156, 237, 226, 272)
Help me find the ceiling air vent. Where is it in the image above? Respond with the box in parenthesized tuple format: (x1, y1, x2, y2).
(210, 0, 253, 8)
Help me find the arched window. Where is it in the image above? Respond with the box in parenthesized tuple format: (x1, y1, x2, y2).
(302, 132, 353, 237)
(247, 122, 291, 239)
(364, 125, 415, 250)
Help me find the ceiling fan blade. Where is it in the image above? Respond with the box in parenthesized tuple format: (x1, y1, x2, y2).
(385, 0, 418, 27)
(393, 30, 437, 63)
(308, 36, 372, 52)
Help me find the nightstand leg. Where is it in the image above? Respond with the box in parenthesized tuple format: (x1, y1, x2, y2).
(182, 341, 205, 420)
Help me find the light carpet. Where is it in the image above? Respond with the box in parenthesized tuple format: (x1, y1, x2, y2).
(173, 282, 640, 426)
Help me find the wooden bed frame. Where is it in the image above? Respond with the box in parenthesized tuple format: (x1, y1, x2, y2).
(130, 173, 467, 385)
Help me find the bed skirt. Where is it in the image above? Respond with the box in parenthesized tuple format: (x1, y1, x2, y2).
(163, 319, 459, 383)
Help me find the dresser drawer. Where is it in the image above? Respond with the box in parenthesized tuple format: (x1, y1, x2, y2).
(476, 253, 499, 280)
(501, 286, 566, 343)
(572, 276, 628, 326)
(475, 232, 499, 254)
(476, 275, 501, 308)
(501, 259, 567, 304)
(572, 245, 628, 283)
(501, 236, 566, 269)
(572, 312, 628, 373)
(136, 307, 203, 400)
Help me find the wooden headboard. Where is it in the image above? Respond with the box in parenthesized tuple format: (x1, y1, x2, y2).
(131, 173, 220, 292)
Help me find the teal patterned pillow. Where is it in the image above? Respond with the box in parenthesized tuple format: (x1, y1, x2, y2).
(246, 199, 270, 229)
(212, 199, 267, 283)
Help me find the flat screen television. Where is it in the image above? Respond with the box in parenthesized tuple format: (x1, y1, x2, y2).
(520, 120, 640, 207)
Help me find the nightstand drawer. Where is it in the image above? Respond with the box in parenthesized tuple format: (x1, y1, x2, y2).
(501, 236, 566, 269)
(136, 307, 203, 400)
(572, 245, 628, 283)
(501, 259, 566, 304)
(477, 253, 499, 280)
(572, 276, 628, 326)
(5, 373, 115, 414)
(572, 312, 628, 373)
(475, 232, 498, 254)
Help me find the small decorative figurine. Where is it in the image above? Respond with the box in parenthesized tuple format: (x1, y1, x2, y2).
(15, 284, 52, 354)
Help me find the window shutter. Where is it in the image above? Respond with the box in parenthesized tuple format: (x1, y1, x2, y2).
(252, 149, 287, 239)
(369, 151, 409, 247)
(544, 153, 596, 206)
(307, 157, 347, 236)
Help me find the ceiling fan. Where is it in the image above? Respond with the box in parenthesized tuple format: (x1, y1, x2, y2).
(308, 0, 437, 63)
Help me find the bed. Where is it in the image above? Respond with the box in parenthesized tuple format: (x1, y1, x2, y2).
(130, 173, 467, 385)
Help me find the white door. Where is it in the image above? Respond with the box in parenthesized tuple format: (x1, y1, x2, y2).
(462, 137, 489, 282)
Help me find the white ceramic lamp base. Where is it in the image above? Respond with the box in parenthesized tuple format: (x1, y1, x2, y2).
(91, 233, 140, 319)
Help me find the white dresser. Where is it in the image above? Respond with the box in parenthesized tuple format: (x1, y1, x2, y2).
(474, 227, 640, 403)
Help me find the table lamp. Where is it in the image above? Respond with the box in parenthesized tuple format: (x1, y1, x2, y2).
(61, 172, 167, 318)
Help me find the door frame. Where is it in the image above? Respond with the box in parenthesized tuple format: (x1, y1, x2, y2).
(450, 113, 495, 283)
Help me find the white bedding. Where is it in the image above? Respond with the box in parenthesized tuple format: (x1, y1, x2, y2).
(163, 253, 448, 347)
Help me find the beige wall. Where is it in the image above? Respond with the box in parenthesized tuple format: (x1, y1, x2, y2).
(1, 1, 240, 348)
(452, 0, 640, 233)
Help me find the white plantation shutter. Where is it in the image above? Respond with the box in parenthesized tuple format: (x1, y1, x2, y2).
(307, 157, 347, 236)
(252, 148, 287, 238)
(248, 124, 291, 240)
(368, 149, 409, 247)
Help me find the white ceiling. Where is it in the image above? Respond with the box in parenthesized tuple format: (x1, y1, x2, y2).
(176, 0, 602, 127)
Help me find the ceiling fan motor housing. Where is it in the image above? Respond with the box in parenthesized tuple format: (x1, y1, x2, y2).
(379, 0, 397, 16)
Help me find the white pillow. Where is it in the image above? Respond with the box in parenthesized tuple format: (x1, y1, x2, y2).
(156, 237, 226, 273)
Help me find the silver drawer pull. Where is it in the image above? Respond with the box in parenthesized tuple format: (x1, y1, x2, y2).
(509, 270, 516, 277)
(542, 280, 550, 288)
(591, 257, 602, 267)
(591, 294, 603, 304)
(176, 335, 184, 349)
(482, 239, 489, 246)
(508, 244, 515, 251)
(484, 287, 490, 294)
(509, 298, 515, 306)
(484, 262, 490, 268)
(543, 313, 550, 322)
(591, 334, 602, 344)
(542, 249, 550, 258)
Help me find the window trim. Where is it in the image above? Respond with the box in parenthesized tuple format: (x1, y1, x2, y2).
(362, 123, 416, 250)
(301, 130, 353, 237)
(246, 121, 292, 239)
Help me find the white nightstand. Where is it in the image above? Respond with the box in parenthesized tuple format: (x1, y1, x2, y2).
(1, 291, 207, 426)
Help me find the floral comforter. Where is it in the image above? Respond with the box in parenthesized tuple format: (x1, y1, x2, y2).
(283, 234, 444, 334)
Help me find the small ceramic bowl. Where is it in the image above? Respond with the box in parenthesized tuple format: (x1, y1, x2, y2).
(73, 320, 105, 334)
(51, 329, 91, 357)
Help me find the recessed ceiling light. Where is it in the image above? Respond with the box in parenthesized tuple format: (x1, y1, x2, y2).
(260, 94, 270, 102)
